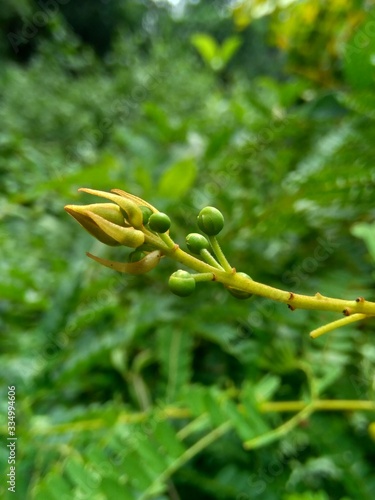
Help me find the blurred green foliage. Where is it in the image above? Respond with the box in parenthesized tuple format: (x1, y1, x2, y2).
(1, 1, 375, 499)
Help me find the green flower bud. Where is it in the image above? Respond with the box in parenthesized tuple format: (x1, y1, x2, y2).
(169, 270, 196, 297)
(186, 233, 210, 254)
(226, 272, 253, 300)
(139, 206, 153, 226)
(197, 206, 224, 236)
(148, 212, 171, 233)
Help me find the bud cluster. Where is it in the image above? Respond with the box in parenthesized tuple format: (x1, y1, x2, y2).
(65, 189, 253, 299)
(65, 188, 173, 274)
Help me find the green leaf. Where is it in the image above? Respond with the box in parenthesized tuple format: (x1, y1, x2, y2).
(220, 36, 242, 65)
(131, 430, 170, 475)
(64, 457, 100, 495)
(190, 33, 218, 64)
(283, 491, 330, 500)
(120, 450, 155, 490)
(254, 375, 281, 403)
(205, 388, 228, 428)
(343, 15, 375, 90)
(240, 383, 271, 435)
(157, 158, 197, 200)
(222, 399, 256, 442)
(338, 90, 375, 120)
(33, 486, 62, 500)
(152, 420, 186, 459)
(100, 478, 134, 500)
(351, 222, 375, 263)
(134, 164, 153, 196)
(156, 324, 193, 401)
(33, 472, 72, 500)
(314, 365, 344, 395)
(180, 384, 208, 416)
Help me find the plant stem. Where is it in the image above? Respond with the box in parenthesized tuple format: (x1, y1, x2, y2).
(139, 421, 232, 500)
(310, 313, 367, 338)
(208, 235, 233, 272)
(193, 272, 215, 282)
(259, 399, 375, 412)
(158, 232, 176, 248)
(177, 414, 210, 440)
(165, 246, 375, 316)
(200, 249, 224, 269)
(244, 403, 315, 449)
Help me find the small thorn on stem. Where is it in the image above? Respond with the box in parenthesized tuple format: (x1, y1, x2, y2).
(288, 304, 296, 311)
(315, 292, 323, 299)
(289, 292, 295, 300)
(343, 308, 351, 316)
(356, 296, 365, 303)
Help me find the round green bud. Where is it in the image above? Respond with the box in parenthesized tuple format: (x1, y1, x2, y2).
(148, 212, 171, 233)
(128, 249, 147, 263)
(139, 206, 153, 226)
(197, 206, 224, 236)
(226, 272, 253, 300)
(186, 233, 210, 254)
(168, 270, 196, 297)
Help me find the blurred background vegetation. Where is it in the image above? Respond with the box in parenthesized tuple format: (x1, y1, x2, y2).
(1, 0, 375, 498)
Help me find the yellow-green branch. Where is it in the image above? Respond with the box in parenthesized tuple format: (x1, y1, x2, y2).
(166, 246, 375, 316)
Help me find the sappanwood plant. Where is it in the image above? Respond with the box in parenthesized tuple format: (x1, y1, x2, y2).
(65, 188, 375, 339)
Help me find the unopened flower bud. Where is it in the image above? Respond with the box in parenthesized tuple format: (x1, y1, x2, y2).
(148, 212, 171, 233)
(197, 206, 224, 236)
(169, 270, 196, 297)
(64, 203, 125, 246)
(79, 188, 143, 228)
(186, 233, 210, 254)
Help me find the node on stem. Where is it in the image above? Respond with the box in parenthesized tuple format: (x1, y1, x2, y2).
(225, 272, 253, 300)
